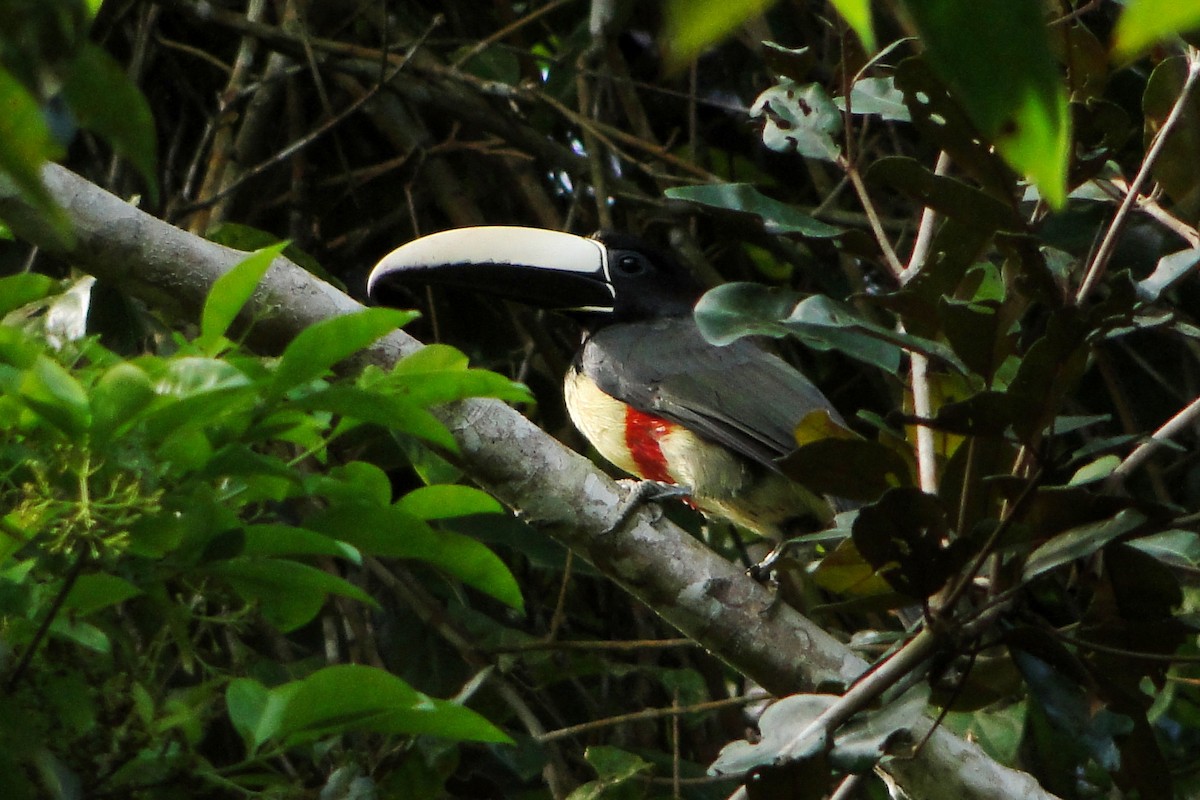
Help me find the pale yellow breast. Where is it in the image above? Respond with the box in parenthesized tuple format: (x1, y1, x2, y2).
(563, 369, 645, 479)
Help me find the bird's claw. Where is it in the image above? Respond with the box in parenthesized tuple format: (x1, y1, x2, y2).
(604, 479, 691, 533)
(747, 538, 795, 583)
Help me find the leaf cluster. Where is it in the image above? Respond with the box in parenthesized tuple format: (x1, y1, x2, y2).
(0, 255, 528, 798)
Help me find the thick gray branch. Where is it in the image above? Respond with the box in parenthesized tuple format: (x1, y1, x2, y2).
(0, 165, 1057, 800)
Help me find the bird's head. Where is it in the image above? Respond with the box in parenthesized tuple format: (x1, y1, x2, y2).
(367, 226, 703, 325)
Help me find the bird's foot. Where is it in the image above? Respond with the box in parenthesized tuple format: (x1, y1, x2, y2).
(746, 538, 796, 583)
(604, 479, 691, 534)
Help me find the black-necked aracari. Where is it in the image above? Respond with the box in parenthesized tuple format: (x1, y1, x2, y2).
(367, 226, 845, 539)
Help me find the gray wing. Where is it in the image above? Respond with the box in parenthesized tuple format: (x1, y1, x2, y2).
(579, 317, 843, 471)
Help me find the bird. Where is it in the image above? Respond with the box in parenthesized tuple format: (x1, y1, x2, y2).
(367, 226, 847, 541)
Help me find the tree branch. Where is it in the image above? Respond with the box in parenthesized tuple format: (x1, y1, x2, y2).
(0, 165, 1059, 800)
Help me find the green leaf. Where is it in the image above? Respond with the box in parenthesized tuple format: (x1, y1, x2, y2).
(210, 557, 377, 632)
(227, 677, 279, 753)
(207, 222, 344, 289)
(19, 354, 91, 434)
(90, 361, 155, 442)
(894, 58, 1014, 200)
(61, 44, 158, 201)
(1022, 509, 1147, 582)
(663, 0, 780, 70)
(379, 344, 532, 405)
(273, 308, 418, 395)
(309, 461, 395, 507)
(583, 745, 653, 783)
(664, 183, 842, 237)
(48, 617, 110, 652)
(240, 524, 361, 562)
(199, 243, 287, 347)
(899, 0, 1069, 207)
(0, 65, 69, 243)
(945, 701, 1027, 765)
(1066, 455, 1121, 487)
(750, 81, 843, 161)
(695, 283, 966, 374)
(828, 0, 875, 52)
(712, 683, 929, 777)
(311, 502, 523, 610)
(273, 664, 511, 745)
(1127, 530, 1200, 568)
(0, 274, 57, 317)
(1114, 0, 1200, 59)
(396, 485, 503, 520)
(294, 385, 456, 450)
(62, 573, 143, 615)
(157, 356, 253, 398)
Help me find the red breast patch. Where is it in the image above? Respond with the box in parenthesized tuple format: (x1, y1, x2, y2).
(623, 408, 675, 484)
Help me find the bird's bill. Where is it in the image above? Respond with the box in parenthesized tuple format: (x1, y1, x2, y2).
(368, 226, 617, 313)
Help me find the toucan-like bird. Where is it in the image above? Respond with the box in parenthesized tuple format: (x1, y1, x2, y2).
(367, 226, 845, 540)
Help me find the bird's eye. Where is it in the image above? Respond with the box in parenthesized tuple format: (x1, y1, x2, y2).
(616, 254, 646, 275)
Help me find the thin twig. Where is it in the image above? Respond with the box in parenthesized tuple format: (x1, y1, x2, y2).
(1108, 394, 1200, 487)
(491, 636, 695, 653)
(1075, 48, 1200, 305)
(1105, 176, 1200, 247)
(452, 0, 574, 68)
(537, 692, 771, 743)
(843, 161, 905, 279)
(902, 152, 951, 493)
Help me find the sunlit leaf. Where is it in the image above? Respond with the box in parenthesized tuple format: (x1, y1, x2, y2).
(295, 385, 456, 450)
(1066, 455, 1121, 487)
(397, 485, 503, 520)
(0, 65, 70, 244)
(90, 361, 155, 442)
(0, 274, 57, 317)
(1114, 0, 1200, 59)
(199, 243, 287, 347)
(899, 0, 1069, 206)
(830, 683, 929, 772)
(711, 694, 834, 775)
(664, 0, 779, 70)
(695, 282, 966, 373)
(828, 0, 876, 52)
(273, 308, 417, 395)
(19, 354, 91, 434)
